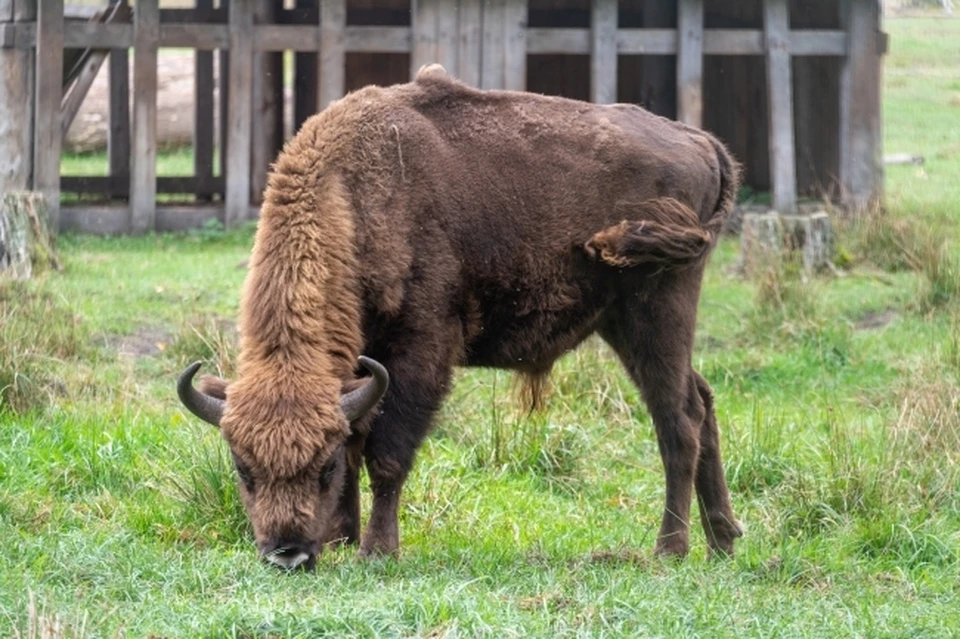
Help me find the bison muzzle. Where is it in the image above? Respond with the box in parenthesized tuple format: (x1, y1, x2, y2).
(177, 63, 744, 570)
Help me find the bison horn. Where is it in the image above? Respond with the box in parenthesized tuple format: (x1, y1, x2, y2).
(341, 356, 390, 421)
(177, 361, 226, 428)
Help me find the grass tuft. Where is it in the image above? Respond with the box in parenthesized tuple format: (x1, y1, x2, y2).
(165, 314, 238, 378)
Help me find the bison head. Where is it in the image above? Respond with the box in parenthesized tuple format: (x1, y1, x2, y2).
(175, 356, 388, 571)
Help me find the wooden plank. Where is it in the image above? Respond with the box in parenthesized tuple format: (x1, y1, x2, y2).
(61, 204, 259, 235)
(34, 0, 65, 232)
(503, 0, 526, 91)
(764, 0, 797, 213)
(480, 0, 505, 89)
(435, 0, 458, 75)
(293, 0, 315, 129)
(159, 24, 228, 49)
(194, 0, 215, 201)
(253, 24, 411, 53)
(411, 0, 439, 75)
(590, 0, 617, 103)
(526, 28, 590, 54)
(108, 2, 129, 200)
(319, 0, 346, 109)
(251, 0, 283, 205)
(61, 175, 225, 196)
(1, 0, 13, 21)
(225, 0, 253, 227)
(617, 28, 675, 55)
(840, 0, 882, 210)
(130, 0, 158, 233)
(676, 0, 703, 128)
(0, 0, 36, 193)
(457, 0, 482, 86)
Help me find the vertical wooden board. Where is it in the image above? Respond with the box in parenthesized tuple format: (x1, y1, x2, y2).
(219, 48, 230, 180)
(319, 0, 346, 110)
(457, 0, 482, 86)
(435, 0, 459, 75)
(129, 0, 159, 233)
(590, 0, 616, 103)
(251, 0, 283, 205)
(411, 0, 439, 76)
(480, 0, 505, 89)
(763, 0, 797, 213)
(34, 0, 64, 232)
(1, 0, 37, 193)
(193, 0, 214, 201)
(840, 0, 882, 210)
(294, 0, 317, 129)
(225, 0, 254, 227)
(108, 39, 130, 199)
(503, 0, 527, 91)
(676, 0, 703, 127)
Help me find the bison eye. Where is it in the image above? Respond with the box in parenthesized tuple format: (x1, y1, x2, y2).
(318, 459, 337, 490)
(232, 454, 255, 492)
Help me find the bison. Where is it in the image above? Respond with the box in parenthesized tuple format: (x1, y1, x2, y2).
(177, 64, 743, 570)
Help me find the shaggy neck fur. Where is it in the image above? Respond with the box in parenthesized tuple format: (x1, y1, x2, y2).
(223, 116, 364, 479)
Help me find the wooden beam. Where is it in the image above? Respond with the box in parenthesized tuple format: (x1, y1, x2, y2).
(0, 0, 36, 194)
(318, 0, 345, 110)
(194, 0, 215, 202)
(225, 0, 253, 227)
(251, 0, 283, 206)
(676, 0, 703, 128)
(107, 1, 130, 200)
(411, 0, 439, 76)
(436, 0, 458, 75)
(764, 0, 797, 213)
(130, 0, 158, 233)
(457, 0, 482, 86)
(591, 0, 617, 103)
(480, 0, 505, 89)
(60, 49, 108, 139)
(34, 0, 64, 231)
(503, 0, 526, 91)
(61, 204, 257, 235)
(840, 0, 883, 210)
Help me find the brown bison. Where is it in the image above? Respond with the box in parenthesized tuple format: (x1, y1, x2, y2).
(177, 64, 743, 570)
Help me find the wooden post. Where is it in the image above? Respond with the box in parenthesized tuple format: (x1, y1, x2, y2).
(225, 0, 254, 227)
(503, 0, 526, 91)
(481, 0, 505, 89)
(412, 0, 439, 76)
(251, 0, 283, 206)
(763, 0, 797, 213)
(1, 0, 36, 194)
(457, 0, 482, 87)
(319, 0, 345, 110)
(194, 0, 215, 202)
(591, 0, 617, 104)
(130, 0, 158, 233)
(676, 0, 703, 127)
(33, 0, 63, 232)
(294, 0, 316, 129)
(108, 1, 130, 200)
(436, 0, 459, 77)
(840, 0, 883, 211)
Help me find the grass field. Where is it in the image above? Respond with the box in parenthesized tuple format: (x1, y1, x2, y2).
(4, 16, 960, 638)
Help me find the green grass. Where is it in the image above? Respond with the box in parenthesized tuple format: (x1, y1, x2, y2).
(3, 16, 960, 638)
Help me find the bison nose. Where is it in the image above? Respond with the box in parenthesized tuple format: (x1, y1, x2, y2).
(261, 542, 317, 571)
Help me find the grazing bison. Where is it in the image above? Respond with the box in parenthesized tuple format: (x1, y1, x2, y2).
(177, 64, 743, 570)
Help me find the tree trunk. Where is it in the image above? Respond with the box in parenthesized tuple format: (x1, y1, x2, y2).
(0, 192, 61, 280)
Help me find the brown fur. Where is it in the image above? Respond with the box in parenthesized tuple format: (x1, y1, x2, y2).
(194, 64, 744, 567)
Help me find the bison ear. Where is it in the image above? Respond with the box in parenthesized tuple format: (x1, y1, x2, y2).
(197, 375, 229, 401)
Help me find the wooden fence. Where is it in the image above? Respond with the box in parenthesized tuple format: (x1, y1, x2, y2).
(0, 0, 884, 234)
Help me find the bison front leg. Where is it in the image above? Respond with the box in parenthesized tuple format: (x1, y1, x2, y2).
(326, 437, 365, 548)
(358, 359, 451, 557)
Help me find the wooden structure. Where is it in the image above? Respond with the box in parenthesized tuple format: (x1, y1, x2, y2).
(0, 0, 885, 235)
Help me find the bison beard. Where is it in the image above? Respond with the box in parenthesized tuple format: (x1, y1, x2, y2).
(177, 63, 744, 570)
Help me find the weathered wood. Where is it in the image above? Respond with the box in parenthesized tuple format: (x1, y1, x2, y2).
(251, 0, 283, 206)
(0, 0, 36, 194)
(411, 0, 439, 76)
(435, 0, 458, 76)
(840, 0, 883, 211)
(60, 49, 107, 139)
(34, 0, 64, 232)
(60, 203, 258, 235)
(61, 175, 226, 197)
(107, 3, 129, 199)
(590, 0, 617, 104)
(457, 0, 481, 86)
(318, 0, 345, 109)
(503, 0, 526, 91)
(293, 0, 316, 129)
(764, 0, 797, 213)
(225, 0, 253, 227)
(193, 0, 214, 202)
(130, 0, 158, 234)
(480, 0, 505, 89)
(0, 191, 60, 279)
(676, 0, 703, 127)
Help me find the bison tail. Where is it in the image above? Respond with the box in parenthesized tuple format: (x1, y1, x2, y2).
(585, 198, 714, 268)
(701, 133, 742, 239)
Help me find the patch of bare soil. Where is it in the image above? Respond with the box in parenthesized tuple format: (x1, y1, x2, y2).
(854, 309, 898, 331)
(113, 325, 173, 358)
